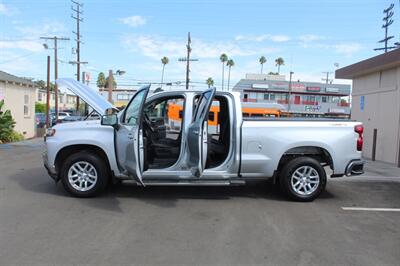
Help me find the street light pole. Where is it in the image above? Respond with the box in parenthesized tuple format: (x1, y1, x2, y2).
(288, 71, 294, 112)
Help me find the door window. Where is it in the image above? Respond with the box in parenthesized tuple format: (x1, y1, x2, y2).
(123, 89, 147, 125)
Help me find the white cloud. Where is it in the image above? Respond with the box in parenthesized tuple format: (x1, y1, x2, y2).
(235, 34, 290, 43)
(298, 34, 324, 47)
(235, 34, 269, 42)
(333, 43, 363, 56)
(0, 3, 17, 16)
(122, 34, 279, 59)
(0, 40, 43, 52)
(119, 16, 147, 27)
(270, 35, 290, 42)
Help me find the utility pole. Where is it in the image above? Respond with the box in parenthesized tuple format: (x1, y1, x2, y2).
(322, 72, 333, 86)
(178, 32, 198, 90)
(70, 0, 87, 112)
(288, 71, 294, 112)
(374, 3, 396, 53)
(40, 36, 70, 120)
(108, 70, 113, 103)
(46, 56, 51, 128)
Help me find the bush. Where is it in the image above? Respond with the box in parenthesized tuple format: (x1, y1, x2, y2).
(0, 100, 16, 143)
(35, 102, 46, 113)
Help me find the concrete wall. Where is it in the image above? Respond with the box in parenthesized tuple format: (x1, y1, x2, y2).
(351, 67, 400, 164)
(1, 82, 36, 139)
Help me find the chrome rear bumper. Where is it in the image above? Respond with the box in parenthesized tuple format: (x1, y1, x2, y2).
(345, 160, 365, 176)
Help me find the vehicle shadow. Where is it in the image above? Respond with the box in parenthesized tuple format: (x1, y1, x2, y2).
(9, 167, 335, 212)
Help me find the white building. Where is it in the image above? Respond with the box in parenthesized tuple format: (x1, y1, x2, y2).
(0, 71, 37, 139)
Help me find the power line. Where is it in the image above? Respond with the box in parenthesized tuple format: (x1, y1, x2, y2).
(39, 36, 70, 119)
(178, 32, 198, 90)
(70, 0, 87, 111)
(374, 3, 397, 53)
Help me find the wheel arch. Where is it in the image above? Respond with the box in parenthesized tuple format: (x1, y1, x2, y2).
(277, 145, 334, 174)
(55, 144, 112, 178)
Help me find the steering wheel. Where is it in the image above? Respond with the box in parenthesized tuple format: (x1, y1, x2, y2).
(143, 113, 155, 133)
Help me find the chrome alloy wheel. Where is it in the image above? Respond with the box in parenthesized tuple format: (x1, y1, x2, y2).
(290, 166, 320, 196)
(68, 161, 98, 192)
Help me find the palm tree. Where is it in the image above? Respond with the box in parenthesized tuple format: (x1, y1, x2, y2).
(220, 53, 228, 90)
(259, 56, 266, 74)
(206, 77, 214, 88)
(226, 59, 235, 90)
(275, 57, 285, 74)
(160, 56, 169, 88)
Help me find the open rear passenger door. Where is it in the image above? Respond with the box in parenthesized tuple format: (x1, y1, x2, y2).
(115, 86, 150, 185)
(187, 87, 216, 177)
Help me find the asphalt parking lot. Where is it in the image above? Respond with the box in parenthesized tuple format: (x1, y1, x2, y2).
(0, 138, 399, 265)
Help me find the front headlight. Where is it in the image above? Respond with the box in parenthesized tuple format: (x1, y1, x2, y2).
(46, 128, 56, 137)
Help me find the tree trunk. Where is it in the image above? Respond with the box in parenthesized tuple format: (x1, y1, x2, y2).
(261, 64, 263, 74)
(278, 65, 281, 74)
(227, 67, 231, 90)
(221, 63, 225, 91)
(161, 64, 165, 88)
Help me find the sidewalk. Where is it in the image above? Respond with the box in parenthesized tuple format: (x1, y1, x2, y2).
(0, 137, 44, 150)
(363, 159, 400, 178)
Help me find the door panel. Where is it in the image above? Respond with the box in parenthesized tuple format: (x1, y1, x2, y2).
(115, 86, 150, 185)
(187, 88, 216, 177)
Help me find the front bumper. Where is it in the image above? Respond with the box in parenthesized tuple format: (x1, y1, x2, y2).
(345, 159, 365, 176)
(43, 150, 58, 181)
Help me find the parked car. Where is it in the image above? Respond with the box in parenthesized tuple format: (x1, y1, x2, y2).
(35, 113, 56, 128)
(51, 111, 70, 121)
(43, 78, 364, 201)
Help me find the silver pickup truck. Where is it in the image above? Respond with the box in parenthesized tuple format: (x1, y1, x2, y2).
(43, 78, 364, 201)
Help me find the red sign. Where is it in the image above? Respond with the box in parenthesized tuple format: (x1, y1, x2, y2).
(291, 83, 306, 91)
(306, 86, 321, 92)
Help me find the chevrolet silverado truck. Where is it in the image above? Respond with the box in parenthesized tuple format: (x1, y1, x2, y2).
(43, 78, 364, 201)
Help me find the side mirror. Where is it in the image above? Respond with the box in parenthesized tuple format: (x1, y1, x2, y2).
(101, 114, 118, 127)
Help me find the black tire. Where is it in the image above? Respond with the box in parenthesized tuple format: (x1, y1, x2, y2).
(279, 156, 327, 202)
(60, 151, 109, 197)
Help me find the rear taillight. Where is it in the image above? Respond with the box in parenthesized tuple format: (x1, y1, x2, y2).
(355, 125, 363, 151)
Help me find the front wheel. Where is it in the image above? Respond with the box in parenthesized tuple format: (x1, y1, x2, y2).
(279, 157, 327, 202)
(60, 151, 109, 197)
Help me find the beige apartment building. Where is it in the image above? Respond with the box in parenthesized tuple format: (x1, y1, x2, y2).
(336, 49, 400, 165)
(0, 71, 36, 139)
(36, 89, 78, 111)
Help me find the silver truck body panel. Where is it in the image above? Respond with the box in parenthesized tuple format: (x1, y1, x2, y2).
(44, 85, 363, 184)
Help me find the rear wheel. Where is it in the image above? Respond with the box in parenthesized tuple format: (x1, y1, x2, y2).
(279, 157, 326, 202)
(60, 151, 109, 197)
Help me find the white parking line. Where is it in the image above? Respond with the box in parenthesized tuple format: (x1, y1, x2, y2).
(342, 207, 400, 212)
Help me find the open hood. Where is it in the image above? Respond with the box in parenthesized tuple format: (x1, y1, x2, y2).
(56, 78, 114, 115)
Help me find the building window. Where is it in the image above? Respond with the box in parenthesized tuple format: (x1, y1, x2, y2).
(322, 96, 327, 103)
(264, 93, 269, 100)
(117, 94, 130, 101)
(269, 94, 275, 100)
(38, 92, 43, 102)
(59, 95, 63, 104)
(24, 94, 30, 117)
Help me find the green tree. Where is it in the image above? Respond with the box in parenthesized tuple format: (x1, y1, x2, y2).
(105, 76, 117, 88)
(35, 102, 46, 113)
(0, 100, 16, 143)
(275, 57, 285, 74)
(97, 72, 106, 88)
(226, 59, 235, 90)
(219, 53, 228, 90)
(259, 56, 267, 74)
(34, 80, 55, 91)
(161, 56, 169, 87)
(206, 77, 214, 88)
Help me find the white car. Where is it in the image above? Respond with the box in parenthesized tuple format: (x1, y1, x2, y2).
(51, 111, 70, 120)
(43, 78, 364, 201)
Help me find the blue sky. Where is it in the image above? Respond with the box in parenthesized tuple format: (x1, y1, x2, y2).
(0, 0, 399, 89)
